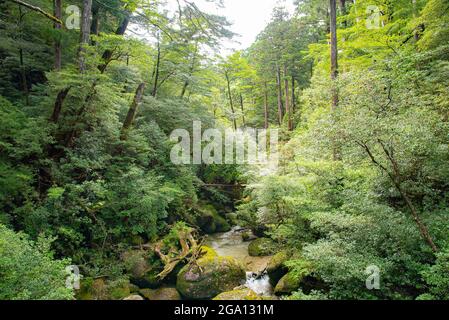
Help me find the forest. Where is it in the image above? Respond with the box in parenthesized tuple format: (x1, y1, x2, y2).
(0, 0, 448, 301)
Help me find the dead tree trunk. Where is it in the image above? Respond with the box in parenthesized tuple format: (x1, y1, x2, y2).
(121, 83, 146, 140)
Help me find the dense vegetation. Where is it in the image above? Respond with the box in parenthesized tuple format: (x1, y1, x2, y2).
(0, 0, 448, 300)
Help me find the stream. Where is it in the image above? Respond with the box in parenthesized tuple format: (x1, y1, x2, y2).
(205, 226, 274, 297)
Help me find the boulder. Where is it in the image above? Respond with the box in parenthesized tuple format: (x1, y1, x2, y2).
(274, 272, 302, 295)
(213, 289, 262, 300)
(266, 251, 289, 286)
(196, 203, 231, 234)
(248, 238, 276, 257)
(140, 287, 181, 300)
(176, 247, 246, 299)
(123, 295, 144, 300)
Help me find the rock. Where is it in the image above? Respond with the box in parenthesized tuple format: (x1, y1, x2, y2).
(123, 295, 144, 300)
(267, 251, 289, 286)
(274, 272, 302, 295)
(176, 247, 246, 299)
(140, 287, 181, 300)
(213, 289, 262, 300)
(196, 203, 231, 234)
(248, 238, 276, 257)
(121, 250, 163, 289)
(76, 278, 131, 300)
(241, 231, 257, 242)
(244, 256, 271, 274)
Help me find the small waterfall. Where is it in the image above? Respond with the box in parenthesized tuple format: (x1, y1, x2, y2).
(205, 226, 274, 297)
(245, 272, 272, 296)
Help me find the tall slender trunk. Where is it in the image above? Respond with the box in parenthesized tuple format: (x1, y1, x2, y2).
(291, 76, 296, 115)
(264, 82, 269, 130)
(152, 33, 161, 97)
(78, 0, 93, 72)
(53, 0, 62, 71)
(121, 83, 146, 140)
(330, 0, 340, 160)
(239, 93, 246, 128)
(17, 6, 29, 105)
(180, 43, 198, 98)
(284, 65, 292, 131)
(276, 64, 284, 126)
(225, 71, 237, 131)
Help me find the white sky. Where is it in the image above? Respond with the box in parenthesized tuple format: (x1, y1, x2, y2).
(165, 0, 296, 53)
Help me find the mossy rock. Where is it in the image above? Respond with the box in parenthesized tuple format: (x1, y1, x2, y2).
(248, 238, 276, 257)
(76, 278, 131, 300)
(176, 252, 246, 300)
(139, 287, 181, 300)
(123, 295, 144, 300)
(274, 272, 303, 295)
(267, 251, 289, 286)
(196, 203, 231, 234)
(213, 289, 262, 300)
(241, 231, 257, 242)
(122, 250, 164, 289)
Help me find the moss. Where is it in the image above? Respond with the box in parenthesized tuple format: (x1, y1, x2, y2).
(213, 289, 262, 300)
(139, 287, 181, 300)
(248, 238, 276, 257)
(196, 203, 231, 234)
(274, 272, 303, 295)
(176, 255, 246, 300)
(267, 251, 289, 286)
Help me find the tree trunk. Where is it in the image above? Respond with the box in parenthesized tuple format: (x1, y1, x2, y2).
(152, 33, 161, 97)
(284, 65, 292, 131)
(239, 93, 246, 128)
(180, 43, 198, 98)
(90, 3, 100, 44)
(330, 0, 340, 160)
(276, 65, 284, 126)
(53, 0, 62, 71)
(50, 87, 70, 123)
(121, 83, 146, 140)
(98, 12, 130, 72)
(264, 82, 269, 129)
(225, 71, 237, 131)
(291, 76, 296, 115)
(78, 0, 92, 72)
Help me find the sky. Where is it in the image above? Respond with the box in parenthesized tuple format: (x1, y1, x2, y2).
(193, 0, 297, 52)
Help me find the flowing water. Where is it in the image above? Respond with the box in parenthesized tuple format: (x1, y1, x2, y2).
(205, 226, 274, 296)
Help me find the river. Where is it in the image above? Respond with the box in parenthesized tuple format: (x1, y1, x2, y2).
(204, 226, 274, 297)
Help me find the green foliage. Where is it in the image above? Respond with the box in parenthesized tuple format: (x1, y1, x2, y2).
(0, 225, 73, 300)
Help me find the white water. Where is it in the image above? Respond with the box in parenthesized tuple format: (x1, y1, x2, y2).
(205, 226, 274, 297)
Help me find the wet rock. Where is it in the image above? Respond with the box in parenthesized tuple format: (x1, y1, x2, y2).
(176, 247, 246, 299)
(266, 251, 289, 286)
(213, 289, 262, 300)
(140, 287, 181, 300)
(196, 203, 231, 234)
(274, 272, 302, 295)
(123, 295, 144, 300)
(248, 238, 276, 257)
